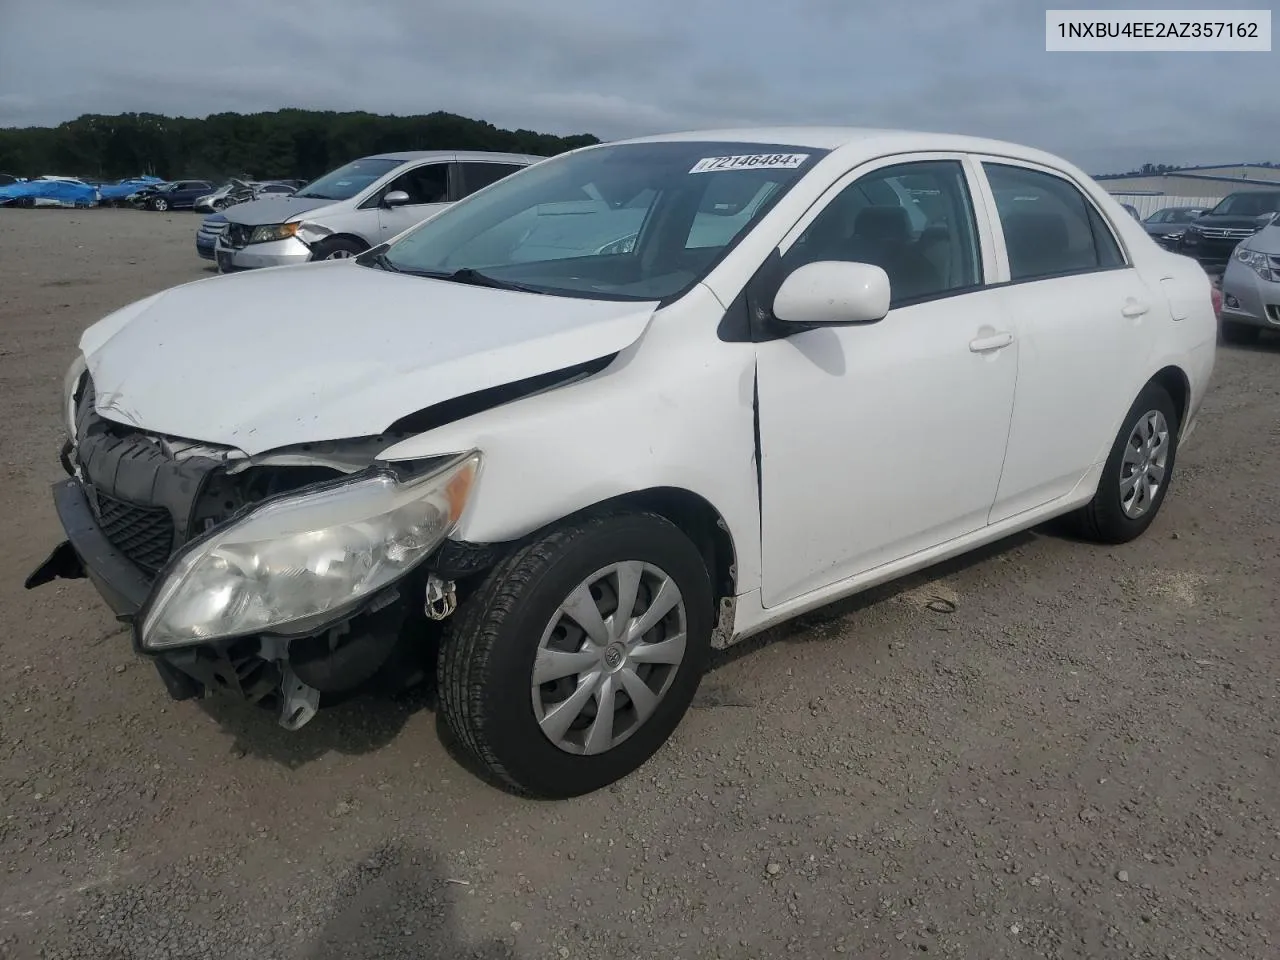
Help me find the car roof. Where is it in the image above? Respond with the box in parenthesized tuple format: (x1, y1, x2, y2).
(363, 150, 544, 165)
(608, 126, 1078, 168)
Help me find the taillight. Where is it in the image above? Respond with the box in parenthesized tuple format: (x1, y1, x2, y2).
(1210, 285, 1223, 316)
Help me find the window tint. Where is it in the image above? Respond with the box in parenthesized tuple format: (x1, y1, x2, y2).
(385, 163, 449, 205)
(985, 163, 1125, 282)
(784, 159, 981, 305)
(461, 162, 525, 196)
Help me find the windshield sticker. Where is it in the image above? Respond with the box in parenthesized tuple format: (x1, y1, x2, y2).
(690, 153, 810, 174)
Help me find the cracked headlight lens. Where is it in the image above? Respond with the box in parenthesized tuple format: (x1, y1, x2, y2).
(140, 452, 481, 649)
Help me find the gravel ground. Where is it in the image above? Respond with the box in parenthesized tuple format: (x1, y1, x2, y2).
(1, 208, 1277, 960)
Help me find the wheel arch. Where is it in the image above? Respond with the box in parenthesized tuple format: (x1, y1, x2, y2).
(314, 232, 370, 254)
(1149, 364, 1191, 435)
(453, 485, 740, 615)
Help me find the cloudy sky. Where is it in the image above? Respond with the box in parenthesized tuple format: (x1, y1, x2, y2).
(0, 0, 1273, 173)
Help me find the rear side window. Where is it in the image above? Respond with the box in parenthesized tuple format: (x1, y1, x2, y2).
(460, 162, 526, 197)
(984, 163, 1125, 282)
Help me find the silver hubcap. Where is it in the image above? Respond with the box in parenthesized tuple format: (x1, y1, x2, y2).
(324, 249, 354, 259)
(1119, 409, 1170, 519)
(532, 561, 687, 756)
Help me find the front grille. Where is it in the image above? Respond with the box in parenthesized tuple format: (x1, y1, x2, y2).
(93, 491, 175, 577)
(1200, 227, 1256, 240)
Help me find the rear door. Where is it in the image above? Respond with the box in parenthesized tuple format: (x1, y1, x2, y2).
(974, 159, 1158, 523)
(454, 160, 529, 200)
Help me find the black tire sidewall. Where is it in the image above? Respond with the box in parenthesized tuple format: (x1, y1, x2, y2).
(1091, 382, 1180, 541)
(449, 514, 713, 798)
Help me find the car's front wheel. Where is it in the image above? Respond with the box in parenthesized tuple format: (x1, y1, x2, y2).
(1069, 381, 1180, 544)
(438, 511, 713, 798)
(150, 197, 169, 212)
(309, 236, 366, 260)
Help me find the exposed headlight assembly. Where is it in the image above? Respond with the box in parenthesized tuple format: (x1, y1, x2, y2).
(63, 353, 87, 440)
(139, 452, 481, 650)
(1235, 246, 1277, 282)
(248, 222, 300, 244)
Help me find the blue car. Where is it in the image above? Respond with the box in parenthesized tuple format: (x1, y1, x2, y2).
(196, 212, 228, 260)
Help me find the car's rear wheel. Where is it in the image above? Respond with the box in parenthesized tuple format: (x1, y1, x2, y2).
(310, 237, 365, 260)
(1069, 381, 1180, 544)
(1220, 319, 1260, 345)
(438, 511, 713, 798)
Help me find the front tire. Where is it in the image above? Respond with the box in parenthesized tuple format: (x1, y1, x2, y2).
(1069, 381, 1180, 544)
(1220, 319, 1260, 345)
(438, 511, 713, 798)
(150, 197, 169, 212)
(309, 236, 366, 260)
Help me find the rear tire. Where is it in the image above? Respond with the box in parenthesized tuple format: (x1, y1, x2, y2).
(438, 511, 713, 798)
(1220, 319, 1260, 345)
(1068, 381, 1179, 544)
(310, 236, 366, 260)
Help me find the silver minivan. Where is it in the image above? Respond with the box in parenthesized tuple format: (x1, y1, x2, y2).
(213, 150, 541, 271)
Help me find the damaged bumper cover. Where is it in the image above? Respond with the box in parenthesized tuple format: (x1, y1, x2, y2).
(26, 380, 503, 728)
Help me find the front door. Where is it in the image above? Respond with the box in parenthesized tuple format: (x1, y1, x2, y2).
(755, 157, 1018, 608)
(376, 162, 452, 241)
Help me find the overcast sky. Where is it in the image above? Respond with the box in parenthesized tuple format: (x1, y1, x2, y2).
(0, 0, 1273, 173)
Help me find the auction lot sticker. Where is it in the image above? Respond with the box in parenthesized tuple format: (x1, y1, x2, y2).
(690, 154, 810, 173)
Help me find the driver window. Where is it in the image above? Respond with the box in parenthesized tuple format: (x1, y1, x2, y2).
(385, 163, 449, 205)
(787, 159, 982, 306)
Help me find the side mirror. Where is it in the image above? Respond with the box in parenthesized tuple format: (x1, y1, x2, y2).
(772, 260, 891, 327)
(383, 190, 411, 208)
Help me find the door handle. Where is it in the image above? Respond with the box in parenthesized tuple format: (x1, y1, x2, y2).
(1121, 299, 1150, 318)
(969, 331, 1014, 353)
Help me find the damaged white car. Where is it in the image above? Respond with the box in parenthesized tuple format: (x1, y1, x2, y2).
(28, 127, 1218, 798)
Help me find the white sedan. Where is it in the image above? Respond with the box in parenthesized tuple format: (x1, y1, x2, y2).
(30, 127, 1218, 798)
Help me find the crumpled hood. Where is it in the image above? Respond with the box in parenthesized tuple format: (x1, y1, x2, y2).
(221, 195, 338, 225)
(80, 262, 658, 455)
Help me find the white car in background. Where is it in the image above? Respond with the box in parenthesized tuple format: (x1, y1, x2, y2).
(212, 150, 540, 270)
(31, 127, 1217, 799)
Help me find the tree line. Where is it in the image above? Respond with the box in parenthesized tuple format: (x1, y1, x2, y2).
(0, 110, 602, 182)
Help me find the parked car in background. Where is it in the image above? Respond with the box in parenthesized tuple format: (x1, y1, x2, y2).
(195, 212, 229, 260)
(194, 180, 298, 213)
(30, 127, 1218, 798)
(213, 150, 539, 270)
(1176, 189, 1280, 272)
(99, 176, 166, 207)
(1218, 214, 1280, 343)
(0, 178, 99, 208)
(133, 180, 216, 211)
(1142, 205, 1207, 249)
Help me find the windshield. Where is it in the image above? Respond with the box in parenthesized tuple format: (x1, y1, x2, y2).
(375, 141, 827, 301)
(1209, 192, 1280, 217)
(295, 157, 403, 201)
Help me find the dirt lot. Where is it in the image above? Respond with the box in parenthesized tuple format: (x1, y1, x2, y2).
(0, 208, 1277, 960)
